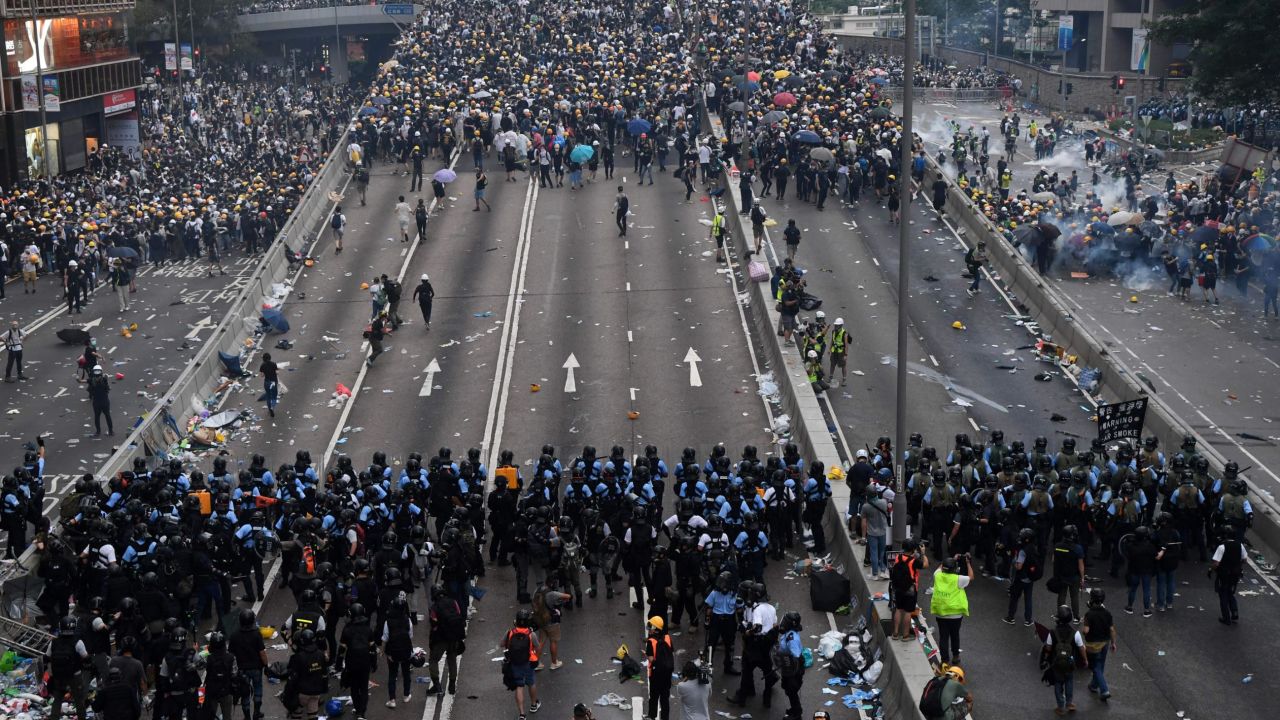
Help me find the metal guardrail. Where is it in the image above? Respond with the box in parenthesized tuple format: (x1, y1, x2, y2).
(880, 87, 1002, 104)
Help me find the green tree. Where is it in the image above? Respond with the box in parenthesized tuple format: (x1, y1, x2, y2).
(1150, 0, 1280, 105)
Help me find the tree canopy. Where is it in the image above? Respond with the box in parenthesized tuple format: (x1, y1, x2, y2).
(1150, 0, 1280, 106)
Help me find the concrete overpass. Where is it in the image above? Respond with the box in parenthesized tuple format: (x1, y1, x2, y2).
(237, 3, 423, 81)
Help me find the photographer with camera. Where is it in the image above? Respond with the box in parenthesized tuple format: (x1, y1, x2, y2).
(675, 661, 710, 720)
(929, 554, 973, 667)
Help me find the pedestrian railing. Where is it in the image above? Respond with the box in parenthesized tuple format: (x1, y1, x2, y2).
(881, 87, 1003, 105)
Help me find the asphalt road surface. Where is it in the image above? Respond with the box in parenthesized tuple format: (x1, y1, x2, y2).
(913, 101, 1280, 505)
(736, 102, 1280, 720)
(196, 153, 860, 720)
(0, 254, 268, 520)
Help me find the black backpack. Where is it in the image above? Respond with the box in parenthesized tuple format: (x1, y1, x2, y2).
(506, 629, 531, 664)
(331, 212, 343, 230)
(1051, 627, 1076, 675)
(205, 650, 235, 694)
(919, 676, 947, 716)
(1024, 548, 1044, 581)
(651, 637, 674, 674)
(434, 599, 467, 642)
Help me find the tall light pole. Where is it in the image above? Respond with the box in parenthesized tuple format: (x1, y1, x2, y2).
(334, 0, 342, 83)
(1060, 2, 1070, 116)
(893, 0, 916, 545)
(171, 0, 183, 100)
(26, 0, 51, 179)
(188, 0, 196, 74)
(992, 0, 1000, 57)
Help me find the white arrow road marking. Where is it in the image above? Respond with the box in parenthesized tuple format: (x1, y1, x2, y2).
(683, 347, 703, 387)
(563, 353, 580, 393)
(81, 317, 103, 330)
(185, 315, 216, 340)
(419, 358, 442, 397)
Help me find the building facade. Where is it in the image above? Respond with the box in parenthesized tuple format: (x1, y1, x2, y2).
(1035, 0, 1190, 75)
(0, 0, 142, 184)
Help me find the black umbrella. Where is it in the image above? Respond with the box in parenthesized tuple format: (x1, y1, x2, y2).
(56, 328, 91, 345)
(726, 101, 746, 112)
(762, 110, 787, 124)
(1036, 222, 1062, 241)
(1014, 224, 1047, 247)
(106, 246, 139, 260)
(781, 75, 804, 88)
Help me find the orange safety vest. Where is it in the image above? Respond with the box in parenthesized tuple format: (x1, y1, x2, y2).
(507, 627, 538, 664)
(646, 634, 672, 678)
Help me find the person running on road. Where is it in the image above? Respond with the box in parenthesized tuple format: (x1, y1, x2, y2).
(415, 198, 429, 240)
(395, 196, 413, 242)
(783, 219, 801, 261)
(474, 169, 492, 212)
(22, 243, 40, 293)
(366, 311, 387, 367)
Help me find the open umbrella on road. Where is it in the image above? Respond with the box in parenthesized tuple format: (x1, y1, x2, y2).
(261, 308, 289, 334)
(726, 101, 746, 112)
(762, 110, 787, 125)
(106, 246, 139, 260)
(773, 69, 792, 79)
(56, 328, 91, 345)
(773, 92, 798, 107)
(358, 106, 379, 117)
(1087, 221, 1116, 237)
(570, 144, 595, 163)
(746, 71, 761, 82)
(469, 89, 492, 99)
(792, 130, 822, 145)
(869, 77, 889, 86)
(870, 106, 893, 120)
(809, 147, 835, 162)
(1036, 222, 1062, 242)
(875, 147, 893, 161)
(371, 96, 392, 106)
(1014, 223, 1049, 248)
(433, 168, 457, 183)
(627, 118, 652, 136)
(1031, 191, 1058, 203)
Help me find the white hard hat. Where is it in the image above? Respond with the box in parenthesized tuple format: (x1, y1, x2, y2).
(68, 260, 78, 267)
(807, 350, 818, 358)
(835, 318, 845, 326)
(856, 449, 869, 459)
(92, 365, 103, 374)
(815, 310, 826, 319)
(421, 273, 429, 281)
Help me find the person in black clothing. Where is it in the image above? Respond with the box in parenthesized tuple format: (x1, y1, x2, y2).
(231, 609, 269, 720)
(412, 274, 435, 329)
(87, 365, 113, 436)
(615, 186, 630, 236)
(1211, 534, 1246, 625)
(410, 146, 425, 192)
(337, 603, 376, 720)
(93, 667, 142, 720)
(287, 630, 329, 720)
(260, 353, 279, 418)
(381, 274, 403, 329)
(366, 311, 387, 367)
(203, 631, 240, 720)
(1123, 526, 1158, 617)
(65, 260, 85, 314)
(931, 175, 948, 216)
(381, 594, 415, 708)
(47, 616, 91, 720)
(415, 199, 429, 241)
(428, 586, 467, 695)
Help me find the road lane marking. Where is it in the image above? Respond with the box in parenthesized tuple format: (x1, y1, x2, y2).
(562, 352, 580, 393)
(482, 179, 539, 470)
(683, 347, 703, 387)
(419, 358, 442, 397)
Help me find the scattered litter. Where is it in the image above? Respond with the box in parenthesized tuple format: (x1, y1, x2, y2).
(1243, 673, 1254, 684)
(473, 311, 494, 318)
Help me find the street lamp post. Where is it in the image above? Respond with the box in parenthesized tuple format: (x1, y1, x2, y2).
(171, 0, 183, 100)
(893, 0, 916, 545)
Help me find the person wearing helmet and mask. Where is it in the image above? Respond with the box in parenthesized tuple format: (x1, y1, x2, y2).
(1041, 605, 1087, 715)
(774, 611, 805, 719)
(411, 273, 435, 329)
(644, 616, 675, 720)
(804, 348, 828, 394)
(921, 665, 973, 719)
(1122, 525, 1158, 617)
(93, 666, 141, 720)
(203, 631, 240, 720)
(231, 609, 269, 720)
(704, 571, 741, 676)
(827, 318, 848, 387)
(502, 609, 541, 719)
(1003, 527, 1041, 626)
(1081, 588, 1117, 701)
(64, 259, 85, 313)
(336, 604, 376, 720)
(287, 629, 329, 720)
(381, 591, 415, 708)
(86, 364, 113, 436)
(47, 616, 91, 720)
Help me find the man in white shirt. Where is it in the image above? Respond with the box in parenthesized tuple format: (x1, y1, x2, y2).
(726, 582, 777, 707)
(395, 196, 413, 243)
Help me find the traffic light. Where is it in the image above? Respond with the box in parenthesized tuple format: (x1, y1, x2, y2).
(1111, 75, 1118, 90)
(1066, 82, 1074, 96)
(1117, 77, 1126, 91)
(1157, 76, 1166, 92)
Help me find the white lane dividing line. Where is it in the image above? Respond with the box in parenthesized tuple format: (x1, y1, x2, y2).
(53, 387, 67, 398)
(969, 417, 981, 433)
(481, 179, 539, 471)
(928, 354, 940, 367)
(626, 281, 632, 292)
(1266, 357, 1280, 370)
(629, 387, 638, 402)
(627, 330, 634, 343)
(871, 256, 880, 267)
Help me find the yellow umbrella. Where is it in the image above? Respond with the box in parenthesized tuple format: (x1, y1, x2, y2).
(774, 69, 792, 79)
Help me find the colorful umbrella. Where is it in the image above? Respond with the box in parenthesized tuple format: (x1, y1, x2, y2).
(570, 144, 595, 163)
(773, 92, 798, 107)
(792, 130, 822, 145)
(746, 71, 761, 82)
(627, 118, 652, 136)
(1245, 233, 1276, 251)
(433, 169, 457, 183)
(773, 69, 792, 79)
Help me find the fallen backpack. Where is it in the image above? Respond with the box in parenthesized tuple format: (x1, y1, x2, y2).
(918, 676, 947, 717)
